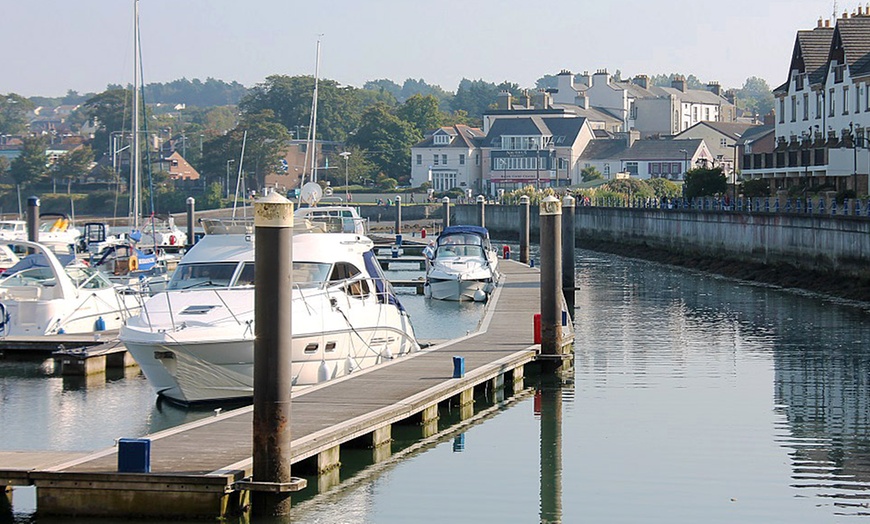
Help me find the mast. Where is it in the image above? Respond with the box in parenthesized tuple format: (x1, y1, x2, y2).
(131, 0, 141, 230)
(309, 36, 322, 182)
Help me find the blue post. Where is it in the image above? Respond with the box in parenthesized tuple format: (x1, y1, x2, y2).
(774, 199, 779, 213)
(117, 438, 151, 473)
(764, 199, 770, 212)
(785, 199, 792, 213)
(831, 200, 838, 215)
(819, 198, 826, 214)
(452, 356, 465, 378)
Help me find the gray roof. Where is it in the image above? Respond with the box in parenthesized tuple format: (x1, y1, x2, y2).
(792, 26, 835, 85)
(735, 124, 774, 146)
(551, 103, 623, 126)
(622, 139, 705, 161)
(483, 117, 587, 147)
(835, 16, 870, 77)
(677, 122, 760, 141)
(412, 125, 484, 149)
(650, 86, 729, 105)
(578, 139, 628, 160)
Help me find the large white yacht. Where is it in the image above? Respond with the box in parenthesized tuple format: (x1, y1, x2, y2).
(120, 220, 418, 404)
(424, 225, 500, 302)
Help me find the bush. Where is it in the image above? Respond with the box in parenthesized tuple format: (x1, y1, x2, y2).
(647, 178, 682, 198)
(741, 178, 770, 198)
(684, 167, 727, 199)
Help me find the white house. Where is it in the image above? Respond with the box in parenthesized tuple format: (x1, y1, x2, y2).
(409, 125, 484, 192)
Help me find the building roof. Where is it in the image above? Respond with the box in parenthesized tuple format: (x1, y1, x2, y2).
(482, 117, 587, 148)
(791, 26, 835, 85)
(622, 139, 705, 161)
(577, 139, 628, 160)
(412, 125, 484, 149)
(735, 124, 774, 146)
(834, 16, 870, 78)
(677, 122, 759, 141)
(650, 86, 729, 105)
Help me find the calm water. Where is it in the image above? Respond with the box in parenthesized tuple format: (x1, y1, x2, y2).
(4, 248, 870, 523)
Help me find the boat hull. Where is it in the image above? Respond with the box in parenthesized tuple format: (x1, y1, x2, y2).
(426, 278, 491, 302)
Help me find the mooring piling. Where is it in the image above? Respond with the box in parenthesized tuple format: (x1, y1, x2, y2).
(519, 195, 530, 264)
(442, 196, 451, 229)
(185, 197, 195, 250)
(539, 195, 562, 359)
(395, 195, 402, 235)
(26, 196, 39, 244)
(561, 195, 576, 318)
(476, 194, 486, 228)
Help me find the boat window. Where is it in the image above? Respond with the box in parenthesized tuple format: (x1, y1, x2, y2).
(68, 267, 113, 289)
(292, 262, 331, 288)
(167, 262, 240, 290)
(235, 262, 255, 287)
(437, 245, 483, 258)
(328, 262, 369, 298)
(439, 234, 483, 246)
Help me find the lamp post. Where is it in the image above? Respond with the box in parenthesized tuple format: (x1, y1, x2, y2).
(679, 149, 688, 180)
(226, 159, 235, 199)
(339, 151, 351, 201)
(535, 140, 541, 191)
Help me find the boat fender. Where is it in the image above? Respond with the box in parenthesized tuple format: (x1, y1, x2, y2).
(94, 316, 106, 332)
(169, 235, 177, 246)
(0, 302, 8, 334)
(345, 356, 354, 374)
(381, 345, 393, 360)
(128, 255, 139, 272)
(317, 361, 331, 383)
(473, 289, 487, 302)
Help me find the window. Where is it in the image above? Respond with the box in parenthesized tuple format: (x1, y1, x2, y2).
(442, 154, 447, 165)
(475, 154, 480, 166)
(790, 95, 796, 122)
(603, 164, 611, 176)
(843, 85, 850, 114)
(779, 98, 785, 123)
(649, 162, 660, 174)
(705, 107, 710, 121)
(416, 154, 422, 165)
(857, 85, 862, 114)
(433, 154, 439, 166)
(625, 162, 638, 175)
(671, 162, 681, 173)
(817, 92, 824, 118)
(720, 138, 727, 147)
(803, 93, 809, 120)
(433, 133, 450, 145)
(829, 88, 836, 117)
(692, 107, 698, 121)
(796, 73, 804, 91)
(834, 63, 845, 83)
(459, 154, 465, 165)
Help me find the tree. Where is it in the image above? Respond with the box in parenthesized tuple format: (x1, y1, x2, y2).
(741, 178, 770, 197)
(683, 167, 727, 198)
(9, 135, 48, 188)
(735, 77, 775, 118)
(0, 156, 9, 176)
(580, 166, 604, 182)
(0, 93, 35, 135)
(348, 103, 420, 183)
(53, 146, 94, 193)
(647, 177, 682, 198)
(84, 89, 134, 157)
(451, 79, 501, 120)
(396, 94, 445, 135)
(323, 146, 377, 188)
(605, 178, 655, 199)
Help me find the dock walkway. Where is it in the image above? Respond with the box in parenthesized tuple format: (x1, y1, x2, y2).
(1, 260, 571, 518)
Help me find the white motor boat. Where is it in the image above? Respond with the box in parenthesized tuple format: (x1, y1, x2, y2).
(120, 222, 418, 404)
(424, 225, 500, 302)
(132, 215, 187, 253)
(0, 215, 81, 255)
(0, 240, 142, 337)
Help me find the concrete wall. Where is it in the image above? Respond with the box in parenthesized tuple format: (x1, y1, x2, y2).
(453, 204, 870, 277)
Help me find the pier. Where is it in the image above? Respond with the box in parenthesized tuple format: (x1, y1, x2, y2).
(0, 259, 573, 519)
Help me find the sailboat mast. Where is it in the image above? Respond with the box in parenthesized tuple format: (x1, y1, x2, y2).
(131, 0, 141, 230)
(309, 36, 322, 183)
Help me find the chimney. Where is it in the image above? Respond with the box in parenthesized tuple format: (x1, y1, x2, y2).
(576, 93, 589, 110)
(671, 75, 687, 92)
(818, 17, 823, 27)
(578, 71, 591, 87)
(859, 6, 864, 15)
(825, 18, 831, 27)
(625, 129, 640, 147)
(533, 89, 552, 109)
(497, 90, 512, 110)
(707, 82, 722, 96)
(593, 69, 610, 86)
(522, 90, 531, 109)
(633, 75, 649, 89)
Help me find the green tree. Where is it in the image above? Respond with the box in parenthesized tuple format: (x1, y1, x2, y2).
(0, 93, 35, 135)
(9, 135, 49, 188)
(741, 178, 770, 197)
(647, 177, 682, 198)
(605, 178, 655, 199)
(580, 166, 604, 182)
(0, 156, 9, 176)
(396, 94, 445, 135)
(683, 167, 727, 198)
(53, 146, 94, 193)
(323, 146, 377, 188)
(348, 103, 420, 183)
(84, 89, 134, 157)
(735, 76, 775, 118)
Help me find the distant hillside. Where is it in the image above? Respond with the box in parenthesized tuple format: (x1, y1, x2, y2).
(106, 77, 248, 107)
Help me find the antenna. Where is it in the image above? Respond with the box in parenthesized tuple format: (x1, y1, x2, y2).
(833, 0, 838, 19)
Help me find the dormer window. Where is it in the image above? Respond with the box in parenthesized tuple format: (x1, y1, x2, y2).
(834, 64, 845, 84)
(433, 134, 450, 145)
(795, 73, 804, 91)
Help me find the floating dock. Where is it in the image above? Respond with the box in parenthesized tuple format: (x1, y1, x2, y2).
(0, 260, 573, 518)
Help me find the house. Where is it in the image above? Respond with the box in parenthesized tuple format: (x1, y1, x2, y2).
(752, 11, 870, 194)
(675, 122, 761, 182)
(265, 139, 342, 194)
(409, 125, 484, 193)
(736, 124, 776, 176)
(163, 151, 200, 182)
(579, 138, 711, 181)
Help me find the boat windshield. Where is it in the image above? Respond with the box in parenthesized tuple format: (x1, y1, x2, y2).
(167, 261, 332, 290)
(436, 245, 483, 259)
(438, 234, 483, 247)
(0, 222, 22, 232)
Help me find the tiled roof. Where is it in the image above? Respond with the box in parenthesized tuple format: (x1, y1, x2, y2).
(651, 86, 728, 105)
(736, 124, 774, 146)
(794, 27, 835, 84)
(412, 125, 484, 149)
(578, 139, 628, 160)
(483, 117, 587, 147)
(622, 139, 705, 161)
(679, 122, 759, 140)
(836, 16, 870, 77)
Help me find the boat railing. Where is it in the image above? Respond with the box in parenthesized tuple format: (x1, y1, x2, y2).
(201, 218, 255, 235)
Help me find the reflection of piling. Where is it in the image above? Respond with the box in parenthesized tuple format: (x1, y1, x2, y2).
(519, 195, 530, 264)
(442, 196, 451, 229)
(27, 196, 39, 244)
(539, 378, 563, 524)
(561, 195, 576, 318)
(476, 195, 485, 227)
(539, 196, 562, 358)
(395, 195, 402, 234)
(185, 197, 195, 250)
(248, 193, 305, 516)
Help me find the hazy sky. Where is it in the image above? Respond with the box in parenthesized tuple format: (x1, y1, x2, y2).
(0, 0, 848, 98)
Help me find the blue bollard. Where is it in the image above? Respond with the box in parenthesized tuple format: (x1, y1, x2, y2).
(452, 356, 465, 378)
(395, 234, 403, 246)
(530, 258, 535, 268)
(94, 316, 106, 331)
(118, 438, 151, 473)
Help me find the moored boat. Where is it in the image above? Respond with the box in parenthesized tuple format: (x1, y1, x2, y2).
(424, 225, 500, 302)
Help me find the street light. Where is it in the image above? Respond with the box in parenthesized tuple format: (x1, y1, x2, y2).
(679, 149, 688, 180)
(339, 151, 351, 201)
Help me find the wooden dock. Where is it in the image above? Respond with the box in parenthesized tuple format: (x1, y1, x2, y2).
(0, 260, 573, 518)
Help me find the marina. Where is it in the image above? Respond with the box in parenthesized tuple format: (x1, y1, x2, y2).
(0, 258, 569, 519)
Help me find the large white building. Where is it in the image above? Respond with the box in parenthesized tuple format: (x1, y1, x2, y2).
(409, 125, 484, 193)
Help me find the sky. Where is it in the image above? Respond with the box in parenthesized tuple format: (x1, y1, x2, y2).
(0, 0, 851, 98)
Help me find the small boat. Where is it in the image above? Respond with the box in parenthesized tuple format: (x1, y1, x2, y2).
(120, 220, 418, 404)
(0, 240, 142, 337)
(0, 214, 82, 255)
(132, 215, 187, 253)
(424, 225, 500, 302)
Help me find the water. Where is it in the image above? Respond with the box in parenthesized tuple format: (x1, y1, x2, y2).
(4, 249, 870, 522)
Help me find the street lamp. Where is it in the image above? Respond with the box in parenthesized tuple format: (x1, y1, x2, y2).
(226, 159, 235, 199)
(679, 149, 688, 180)
(339, 151, 351, 201)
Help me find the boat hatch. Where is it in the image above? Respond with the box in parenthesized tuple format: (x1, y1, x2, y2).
(304, 343, 318, 354)
(180, 305, 219, 315)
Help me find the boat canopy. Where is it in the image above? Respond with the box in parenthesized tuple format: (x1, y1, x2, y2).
(438, 225, 490, 246)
